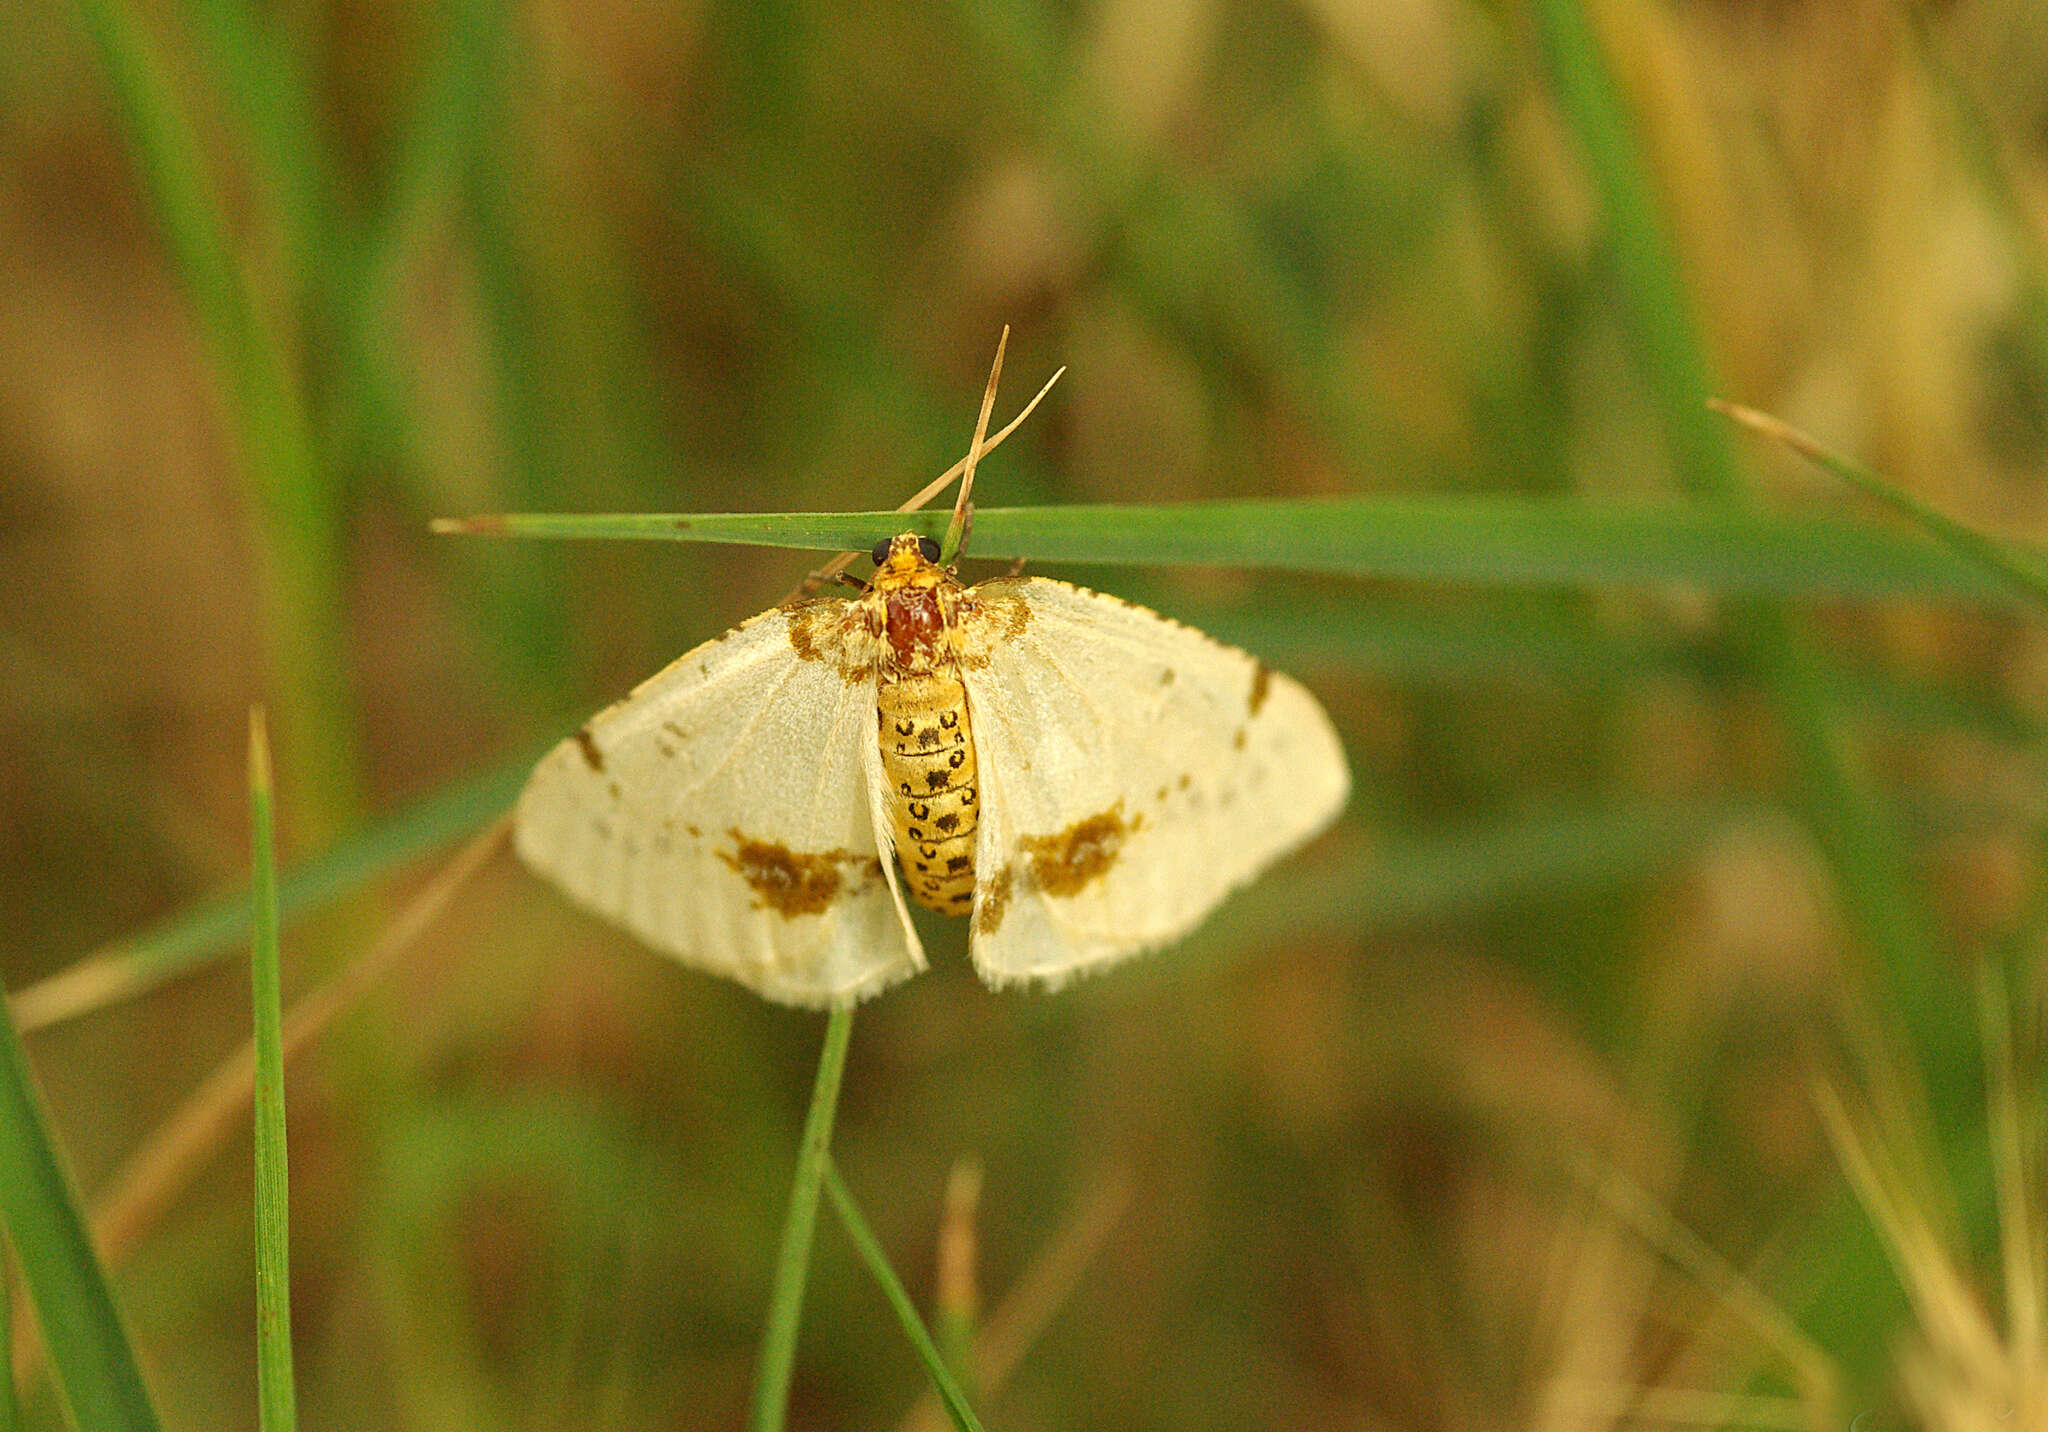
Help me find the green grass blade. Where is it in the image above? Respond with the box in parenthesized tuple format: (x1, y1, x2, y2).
(1714, 400, 2048, 613)
(0, 985, 162, 1430)
(433, 496, 2039, 603)
(823, 1161, 988, 1432)
(14, 751, 532, 1033)
(246, 713, 297, 1431)
(751, 1004, 856, 1432)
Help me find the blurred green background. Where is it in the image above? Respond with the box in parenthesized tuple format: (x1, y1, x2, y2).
(6, 0, 2048, 1426)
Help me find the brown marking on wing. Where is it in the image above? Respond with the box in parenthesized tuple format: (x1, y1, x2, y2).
(1022, 803, 1138, 899)
(785, 601, 877, 681)
(954, 589, 1032, 669)
(1249, 663, 1272, 716)
(573, 726, 605, 773)
(975, 864, 1015, 934)
(718, 832, 875, 918)
(1233, 727, 1247, 750)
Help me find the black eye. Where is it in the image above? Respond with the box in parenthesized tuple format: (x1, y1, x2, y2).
(869, 539, 891, 566)
(917, 536, 941, 563)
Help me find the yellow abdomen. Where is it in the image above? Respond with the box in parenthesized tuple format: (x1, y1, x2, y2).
(877, 672, 978, 915)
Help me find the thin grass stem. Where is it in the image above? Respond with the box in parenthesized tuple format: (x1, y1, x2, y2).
(823, 1161, 987, 1432)
(1712, 399, 2048, 613)
(750, 1003, 856, 1432)
(247, 711, 297, 1430)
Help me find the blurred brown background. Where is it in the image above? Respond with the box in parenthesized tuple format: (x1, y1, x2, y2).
(6, 0, 2048, 1427)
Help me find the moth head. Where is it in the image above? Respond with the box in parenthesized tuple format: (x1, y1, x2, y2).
(872, 532, 943, 575)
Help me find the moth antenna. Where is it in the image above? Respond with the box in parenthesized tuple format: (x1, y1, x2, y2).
(941, 327, 1007, 565)
(1004, 555, 1027, 578)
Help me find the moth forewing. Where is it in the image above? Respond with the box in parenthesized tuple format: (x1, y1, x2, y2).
(957, 578, 1349, 988)
(513, 605, 924, 1007)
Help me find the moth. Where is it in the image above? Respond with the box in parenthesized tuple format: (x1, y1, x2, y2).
(513, 531, 1350, 1006)
(513, 344, 1347, 1005)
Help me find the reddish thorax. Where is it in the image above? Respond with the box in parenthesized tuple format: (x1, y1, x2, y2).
(884, 587, 947, 667)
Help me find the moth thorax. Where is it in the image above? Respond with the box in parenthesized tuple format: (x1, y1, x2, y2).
(883, 586, 948, 670)
(876, 670, 979, 917)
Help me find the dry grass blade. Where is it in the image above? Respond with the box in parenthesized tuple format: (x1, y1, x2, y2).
(8, 817, 510, 1383)
(1811, 1080, 2020, 1419)
(934, 1157, 982, 1375)
(1980, 972, 2044, 1392)
(897, 1167, 1132, 1432)
(939, 328, 1007, 566)
(1562, 1157, 1838, 1431)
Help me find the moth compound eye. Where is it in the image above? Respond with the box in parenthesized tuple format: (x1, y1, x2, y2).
(870, 539, 892, 566)
(917, 535, 942, 563)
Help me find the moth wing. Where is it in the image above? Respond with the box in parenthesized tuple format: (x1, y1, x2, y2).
(959, 578, 1348, 989)
(515, 602, 924, 1007)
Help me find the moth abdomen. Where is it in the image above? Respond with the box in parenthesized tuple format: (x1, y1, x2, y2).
(877, 670, 979, 914)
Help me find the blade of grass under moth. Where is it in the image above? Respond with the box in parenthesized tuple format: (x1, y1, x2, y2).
(68, 0, 362, 846)
(0, 983, 161, 1430)
(432, 496, 2041, 604)
(13, 750, 530, 1033)
(246, 713, 297, 1431)
(751, 1004, 856, 1432)
(823, 1161, 988, 1432)
(1713, 400, 2048, 613)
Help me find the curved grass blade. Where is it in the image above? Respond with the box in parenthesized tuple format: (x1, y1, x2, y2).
(824, 1161, 987, 1432)
(0, 992, 161, 1430)
(433, 496, 2041, 604)
(751, 1005, 855, 1432)
(1714, 400, 2048, 613)
(246, 713, 297, 1431)
(13, 749, 531, 1033)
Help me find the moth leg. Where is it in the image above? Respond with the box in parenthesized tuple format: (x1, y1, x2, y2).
(1003, 555, 1027, 578)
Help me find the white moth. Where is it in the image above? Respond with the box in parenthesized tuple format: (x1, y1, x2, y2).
(514, 532, 1350, 1006)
